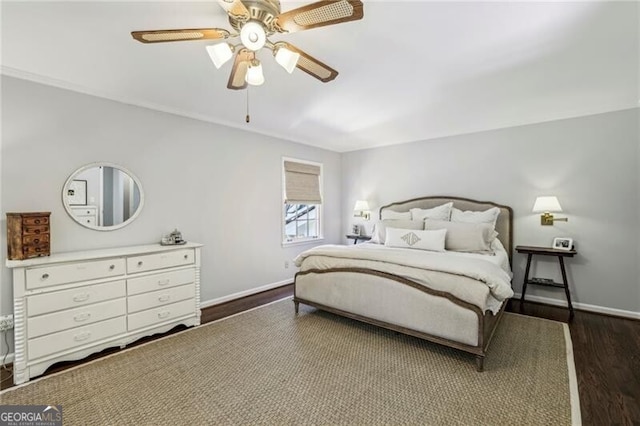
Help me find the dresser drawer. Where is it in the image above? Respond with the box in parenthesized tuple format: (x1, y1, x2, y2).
(28, 280, 126, 316)
(72, 207, 97, 217)
(127, 249, 194, 273)
(22, 244, 50, 258)
(127, 299, 196, 331)
(127, 269, 195, 296)
(28, 298, 126, 339)
(23, 234, 50, 245)
(127, 284, 195, 314)
(26, 258, 126, 289)
(23, 225, 49, 236)
(23, 216, 49, 226)
(28, 316, 126, 360)
(76, 216, 96, 226)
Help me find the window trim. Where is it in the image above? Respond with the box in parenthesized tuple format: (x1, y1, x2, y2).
(282, 157, 323, 246)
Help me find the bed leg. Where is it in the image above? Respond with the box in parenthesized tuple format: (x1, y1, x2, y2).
(475, 355, 485, 372)
(294, 300, 299, 314)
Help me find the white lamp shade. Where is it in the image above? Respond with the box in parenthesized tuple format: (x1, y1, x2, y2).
(275, 46, 301, 74)
(353, 200, 370, 211)
(206, 43, 233, 69)
(532, 196, 562, 213)
(245, 60, 265, 86)
(240, 21, 266, 51)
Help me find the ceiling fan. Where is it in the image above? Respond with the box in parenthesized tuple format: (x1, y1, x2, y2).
(131, 0, 364, 90)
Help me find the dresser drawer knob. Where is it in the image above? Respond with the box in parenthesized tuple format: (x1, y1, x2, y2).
(33, 238, 40, 244)
(184, 254, 188, 259)
(34, 219, 41, 224)
(41, 273, 49, 280)
(158, 295, 170, 302)
(157, 279, 170, 286)
(74, 313, 92, 322)
(74, 332, 91, 342)
(158, 311, 171, 319)
(109, 264, 115, 270)
(137, 261, 143, 267)
(73, 293, 90, 302)
(34, 229, 41, 234)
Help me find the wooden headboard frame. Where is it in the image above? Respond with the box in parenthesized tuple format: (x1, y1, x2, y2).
(379, 196, 514, 265)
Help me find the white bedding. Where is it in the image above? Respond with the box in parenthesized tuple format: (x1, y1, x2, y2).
(294, 243, 514, 314)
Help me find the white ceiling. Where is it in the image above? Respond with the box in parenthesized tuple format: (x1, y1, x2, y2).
(1, 1, 638, 152)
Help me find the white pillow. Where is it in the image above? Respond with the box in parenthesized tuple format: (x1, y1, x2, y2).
(384, 228, 447, 252)
(380, 210, 411, 220)
(410, 202, 453, 222)
(451, 207, 500, 228)
(425, 219, 497, 253)
(370, 220, 423, 244)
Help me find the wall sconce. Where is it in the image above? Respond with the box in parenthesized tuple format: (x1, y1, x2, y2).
(353, 200, 371, 221)
(532, 196, 568, 226)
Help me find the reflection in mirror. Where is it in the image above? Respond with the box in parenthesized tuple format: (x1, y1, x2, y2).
(63, 163, 144, 231)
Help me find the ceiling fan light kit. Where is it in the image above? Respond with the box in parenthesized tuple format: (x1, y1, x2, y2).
(206, 43, 234, 69)
(240, 21, 267, 51)
(245, 59, 265, 86)
(131, 0, 364, 90)
(274, 44, 301, 74)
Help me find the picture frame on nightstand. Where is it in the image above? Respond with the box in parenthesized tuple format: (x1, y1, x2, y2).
(552, 237, 573, 251)
(351, 224, 360, 236)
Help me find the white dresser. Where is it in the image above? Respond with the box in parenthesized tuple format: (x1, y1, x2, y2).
(69, 205, 98, 226)
(6, 242, 202, 384)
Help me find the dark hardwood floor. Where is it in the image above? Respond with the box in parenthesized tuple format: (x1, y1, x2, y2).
(2, 284, 638, 425)
(508, 299, 640, 426)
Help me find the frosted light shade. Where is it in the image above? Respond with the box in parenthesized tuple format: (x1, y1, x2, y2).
(275, 46, 300, 74)
(240, 21, 266, 51)
(206, 43, 233, 69)
(532, 196, 562, 212)
(245, 60, 265, 86)
(353, 200, 370, 211)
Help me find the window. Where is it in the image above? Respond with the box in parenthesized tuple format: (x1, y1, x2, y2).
(283, 158, 322, 244)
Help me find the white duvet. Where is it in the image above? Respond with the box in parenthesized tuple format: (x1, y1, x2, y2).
(294, 243, 514, 314)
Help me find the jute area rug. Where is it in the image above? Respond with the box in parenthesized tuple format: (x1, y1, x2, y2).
(0, 298, 579, 425)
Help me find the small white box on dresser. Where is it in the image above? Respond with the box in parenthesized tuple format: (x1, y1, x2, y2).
(6, 242, 203, 384)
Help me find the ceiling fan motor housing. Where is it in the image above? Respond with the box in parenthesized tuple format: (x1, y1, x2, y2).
(229, 0, 281, 34)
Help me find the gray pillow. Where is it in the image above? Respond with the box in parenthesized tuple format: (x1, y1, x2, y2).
(425, 219, 497, 253)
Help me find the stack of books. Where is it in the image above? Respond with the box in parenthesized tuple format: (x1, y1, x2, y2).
(530, 277, 555, 285)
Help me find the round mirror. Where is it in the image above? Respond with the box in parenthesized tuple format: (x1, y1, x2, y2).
(62, 163, 144, 231)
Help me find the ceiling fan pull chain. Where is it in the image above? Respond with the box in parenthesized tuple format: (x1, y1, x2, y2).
(245, 87, 250, 123)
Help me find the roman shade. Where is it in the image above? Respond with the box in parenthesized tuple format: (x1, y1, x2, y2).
(284, 161, 322, 205)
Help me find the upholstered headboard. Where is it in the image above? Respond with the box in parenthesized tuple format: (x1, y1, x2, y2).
(379, 196, 513, 263)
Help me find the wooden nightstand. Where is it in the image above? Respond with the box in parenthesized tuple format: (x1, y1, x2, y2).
(346, 234, 371, 245)
(515, 245, 577, 320)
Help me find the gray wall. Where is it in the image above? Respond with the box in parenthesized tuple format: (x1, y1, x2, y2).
(343, 108, 640, 315)
(1, 76, 342, 318)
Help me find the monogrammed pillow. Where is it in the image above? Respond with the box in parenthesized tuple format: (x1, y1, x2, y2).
(384, 228, 447, 252)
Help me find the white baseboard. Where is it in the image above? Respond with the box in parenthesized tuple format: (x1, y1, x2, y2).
(200, 279, 293, 309)
(514, 293, 640, 320)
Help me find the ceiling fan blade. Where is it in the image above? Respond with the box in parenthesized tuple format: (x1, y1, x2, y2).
(275, 0, 363, 34)
(277, 42, 338, 83)
(227, 48, 254, 90)
(131, 28, 230, 44)
(217, 0, 251, 21)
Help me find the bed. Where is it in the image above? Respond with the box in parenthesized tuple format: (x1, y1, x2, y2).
(293, 196, 514, 371)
